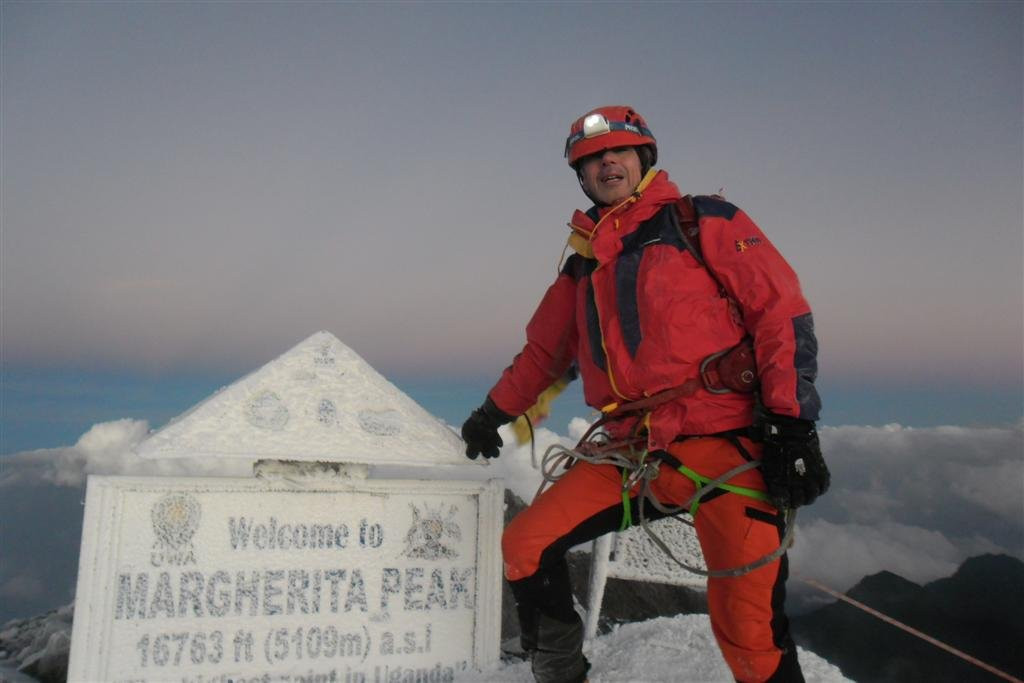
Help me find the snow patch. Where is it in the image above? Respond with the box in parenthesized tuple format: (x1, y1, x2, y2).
(457, 614, 851, 682)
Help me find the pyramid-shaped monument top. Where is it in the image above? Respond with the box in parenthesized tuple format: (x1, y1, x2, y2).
(136, 331, 467, 466)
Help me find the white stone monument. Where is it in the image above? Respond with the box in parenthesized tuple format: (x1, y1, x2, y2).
(68, 331, 503, 682)
(133, 330, 468, 467)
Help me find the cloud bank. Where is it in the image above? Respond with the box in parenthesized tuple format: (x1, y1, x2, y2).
(788, 422, 1023, 592)
(0, 418, 253, 488)
(0, 417, 1020, 617)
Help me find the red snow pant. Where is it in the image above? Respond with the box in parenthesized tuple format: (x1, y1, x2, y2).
(503, 436, 801, 683)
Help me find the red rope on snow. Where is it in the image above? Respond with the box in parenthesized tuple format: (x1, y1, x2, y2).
(797, 575, 1023, 683)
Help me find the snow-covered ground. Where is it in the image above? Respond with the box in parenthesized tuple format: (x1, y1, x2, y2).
(459, 615, 849, 682)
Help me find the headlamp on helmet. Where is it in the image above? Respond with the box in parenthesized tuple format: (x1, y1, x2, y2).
(564, 105, 657, 168)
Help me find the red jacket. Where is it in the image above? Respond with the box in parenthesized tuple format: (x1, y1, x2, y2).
(489, 170, 820, 449)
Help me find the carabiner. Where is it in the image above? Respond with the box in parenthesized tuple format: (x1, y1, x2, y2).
(622, 457, 658, 492)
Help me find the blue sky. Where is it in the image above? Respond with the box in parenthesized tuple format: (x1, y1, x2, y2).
(2, 1, 1022, 454)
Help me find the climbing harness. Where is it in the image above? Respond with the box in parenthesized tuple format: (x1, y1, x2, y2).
(532, 396, 795, 580)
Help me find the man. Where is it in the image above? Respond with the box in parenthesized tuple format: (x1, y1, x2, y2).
(461, 106, 829, 683)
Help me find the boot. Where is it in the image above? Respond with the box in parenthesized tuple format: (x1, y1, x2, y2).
(509, 558, 590, 683)
(763, 646, 804, 683)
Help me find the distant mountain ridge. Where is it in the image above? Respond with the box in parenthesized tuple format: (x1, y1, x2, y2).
(792, 554, 1024, 682)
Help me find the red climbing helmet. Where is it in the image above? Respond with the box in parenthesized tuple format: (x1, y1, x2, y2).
(564, 106, 657, 167)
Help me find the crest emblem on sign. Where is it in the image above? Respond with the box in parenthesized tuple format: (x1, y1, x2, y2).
(402, 503, 462, 560)
(150, 492, 201, 567)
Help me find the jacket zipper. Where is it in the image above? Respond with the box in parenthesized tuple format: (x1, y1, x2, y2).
(587, 169, 660, 404)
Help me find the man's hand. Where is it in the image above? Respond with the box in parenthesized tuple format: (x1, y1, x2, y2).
(758, 413, 830, 509)
(461, 398, 514, 460)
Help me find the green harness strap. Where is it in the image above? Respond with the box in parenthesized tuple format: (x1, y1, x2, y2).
(619, 468, 633, 531)
(619, 461, 770, 531)
(676, 464, 769, 516)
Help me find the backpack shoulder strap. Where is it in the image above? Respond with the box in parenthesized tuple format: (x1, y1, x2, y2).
(672, 195, 706, 266)
(672, 195, 742, 314)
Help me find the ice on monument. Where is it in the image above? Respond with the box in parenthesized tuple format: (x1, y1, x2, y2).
(135, 331, 468, 466)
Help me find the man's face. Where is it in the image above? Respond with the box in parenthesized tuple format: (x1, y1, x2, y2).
(578, 146, 643, 206)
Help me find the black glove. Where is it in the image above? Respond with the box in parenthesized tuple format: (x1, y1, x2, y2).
(758, 413, 830, 510)
(460, 397, 514, 460)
